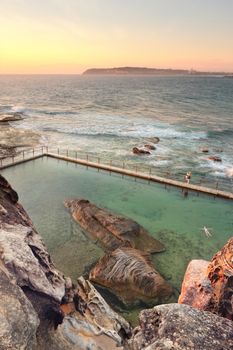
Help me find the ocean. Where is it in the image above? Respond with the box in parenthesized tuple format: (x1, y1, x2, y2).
(0, 74, 233, 190)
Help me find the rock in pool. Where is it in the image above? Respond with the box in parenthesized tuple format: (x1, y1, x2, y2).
(0, 113, 23, 123)
(89, 247, 173, 307)
(64, 198, 165, 253)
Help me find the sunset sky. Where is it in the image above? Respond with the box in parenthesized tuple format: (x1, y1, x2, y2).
(0, 0, 233, 74)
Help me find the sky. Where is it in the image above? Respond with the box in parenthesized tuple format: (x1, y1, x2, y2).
(0, 0, 233, 74)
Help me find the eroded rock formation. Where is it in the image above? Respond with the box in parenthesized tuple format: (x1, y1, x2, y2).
(89, 247, 173, 307)
(64, 198, 164, 253)
(126, 303, 233, 350)
(0, 175, 131, 349)
(179, 238, 233, 320)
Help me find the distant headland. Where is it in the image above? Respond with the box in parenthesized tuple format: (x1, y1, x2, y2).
(83, 67, 232, 76)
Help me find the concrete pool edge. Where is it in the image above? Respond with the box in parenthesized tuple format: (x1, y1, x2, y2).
(1, 151, 233, 200)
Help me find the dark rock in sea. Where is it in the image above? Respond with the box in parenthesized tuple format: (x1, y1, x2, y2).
(201, 148, 209, 153)
(64, 198, 165, 253)
(89, 247, 173, 307)
(144, 144, 156, 150)
(147, 137, 160, 144)
(125, 303, 233, 350)
(208, 155, 222, 162)
(0, 112, 23, 123)
(179, 238, 233, 320)
(132, 147, 151, 155)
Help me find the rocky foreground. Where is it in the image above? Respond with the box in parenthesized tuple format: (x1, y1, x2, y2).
(0, 174, 232, 349)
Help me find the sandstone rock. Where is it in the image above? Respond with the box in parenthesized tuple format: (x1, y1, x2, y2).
(208, 156, 222, 162)
(207, 237, 233, 320)
(64, 198, 164, 253)
(178, 259, 212, 309)
(144, 144, 156, 150)
(40, 277, 131, 350)
(89, 247, 173, 307)
(0, 266, 39, 350)
(132, 147, 151, 155)
(126, 303, 233, 350)
(179, 238, 233, 321)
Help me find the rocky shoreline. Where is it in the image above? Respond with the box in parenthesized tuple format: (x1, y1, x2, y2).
(0, 112, 40, 159)
(0, 174, 232, 349)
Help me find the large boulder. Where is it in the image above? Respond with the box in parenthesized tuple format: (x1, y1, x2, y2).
(64, 198, 164, 253)
(178, 259, 212, 310)
(89, 247, 173, 307)
(126, 303, 233, 350)
(0, 267, 39, 350)
(179, 238, 233, 320)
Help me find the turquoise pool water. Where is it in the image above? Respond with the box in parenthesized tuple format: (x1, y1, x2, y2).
(1, 157, 232, 321)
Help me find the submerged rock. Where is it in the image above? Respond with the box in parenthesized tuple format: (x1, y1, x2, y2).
(89, 247, 173, 307)
(64, 198, 165, 253)
(126, 303, 233, 350)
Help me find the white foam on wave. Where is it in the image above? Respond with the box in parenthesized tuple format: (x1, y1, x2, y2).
(11, 105, 27, 113)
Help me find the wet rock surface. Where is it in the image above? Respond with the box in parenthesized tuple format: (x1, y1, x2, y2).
(0, 125, 40, 159)
(0, 112, 23, 123)
(64, 198, 165, 253)
(89, 247, 173, 307)
(126, 303, 233, 350)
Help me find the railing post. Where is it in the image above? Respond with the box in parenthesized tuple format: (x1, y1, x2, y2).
(109, 160, 112, 175)
(23, 150, 25, 159)
(66, 149, 68, 157)
(86, 154, 89, 162)
(12, 156, 14, 163)
(46, 146, 48, 153)
(0, 158, 2, 167)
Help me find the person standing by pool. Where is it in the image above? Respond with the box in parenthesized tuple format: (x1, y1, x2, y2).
(185, 171, 192, 184)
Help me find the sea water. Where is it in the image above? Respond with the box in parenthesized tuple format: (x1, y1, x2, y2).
(0, 75, 233, 191)
(2, 157, 233, 323)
